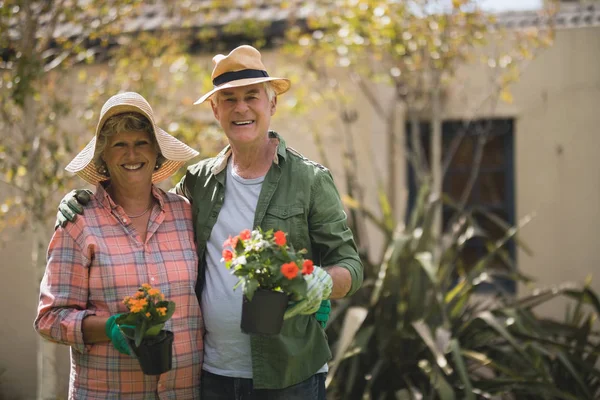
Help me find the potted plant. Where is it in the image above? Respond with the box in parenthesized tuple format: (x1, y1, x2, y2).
(222, 228, 315, 335)
(116, 283, 176, 375)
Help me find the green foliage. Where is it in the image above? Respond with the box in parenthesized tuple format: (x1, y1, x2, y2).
(223, 228, 311, 301)
(0, 0, 144, 233)
(117, 284, 176, 348)
(326, 183, 600, 399)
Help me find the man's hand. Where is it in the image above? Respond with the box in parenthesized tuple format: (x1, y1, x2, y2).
(104, 314, 132, 355)
(284, 267, 333, 320)
(55, 189, 92, 229)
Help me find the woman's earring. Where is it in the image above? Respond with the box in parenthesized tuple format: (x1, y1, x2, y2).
(154, 161, 162, 170)
(97, 163, 110, 177)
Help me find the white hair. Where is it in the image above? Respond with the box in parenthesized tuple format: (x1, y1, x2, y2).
(211, 82, 276, 105)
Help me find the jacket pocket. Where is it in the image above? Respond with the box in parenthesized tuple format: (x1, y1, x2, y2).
(261, 205, 304, 238)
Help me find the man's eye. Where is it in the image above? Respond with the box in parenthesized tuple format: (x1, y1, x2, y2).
(113, 142, 125, 147)
(225, 98, 235, 102)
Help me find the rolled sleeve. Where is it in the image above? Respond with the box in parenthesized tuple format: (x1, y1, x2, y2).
(309, 170, 363, 296)
(34, 227, 93, 353)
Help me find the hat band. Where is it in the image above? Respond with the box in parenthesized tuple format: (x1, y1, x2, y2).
(213, 69, 269, 87)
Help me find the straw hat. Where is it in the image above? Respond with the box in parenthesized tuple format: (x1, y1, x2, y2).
(66, 92, 199, 185)
(194, 45, 291, 105)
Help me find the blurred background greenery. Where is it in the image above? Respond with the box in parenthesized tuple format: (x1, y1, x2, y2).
(1, 0, 600, 399)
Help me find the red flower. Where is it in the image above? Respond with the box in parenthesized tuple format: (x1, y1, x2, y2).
(239, 229, 251, 241)
(223, 235, 239, 249)
(302, 259, 314, 275)
(281, 262, 299, 280)
(274, 230, 287, 246)
(222, 249, 233, 262)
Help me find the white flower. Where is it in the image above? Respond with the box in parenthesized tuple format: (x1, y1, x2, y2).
(234, 256, 247, 265)
(252, 240, 269, 251)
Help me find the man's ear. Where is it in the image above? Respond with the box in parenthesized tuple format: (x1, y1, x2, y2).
(211, 98, 219, 119)
(270, 96, 277, 116)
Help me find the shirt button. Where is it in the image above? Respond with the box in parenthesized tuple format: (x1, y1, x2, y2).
(283, 211, 288, 216)
(151, 277, 155, 283)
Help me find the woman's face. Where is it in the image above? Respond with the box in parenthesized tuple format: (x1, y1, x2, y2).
(102, 130, 158, 190)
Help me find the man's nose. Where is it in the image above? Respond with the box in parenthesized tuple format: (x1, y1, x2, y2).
(234, 100, 249, 113)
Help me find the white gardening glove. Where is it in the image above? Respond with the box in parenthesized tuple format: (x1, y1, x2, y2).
(284, 266, 333, 319)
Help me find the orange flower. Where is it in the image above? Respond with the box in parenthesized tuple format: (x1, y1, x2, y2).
(157, 307, 167, 317)
(129, 298, 148, 313)
(239, 229, 251, 241)
(145, 312, 151, 318)
(281, 262, 299, 280)
(135, 291, 145, 299)
(223, 235, 239, 248)
(222, 249, 233, 262)
(148, 288, 160, 297)
(141, 283, 151, 290)
(302, 259, 314, 275)
(274, 230, 287, 246)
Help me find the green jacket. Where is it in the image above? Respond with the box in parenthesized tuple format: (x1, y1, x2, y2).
(175, 131, 363, 389)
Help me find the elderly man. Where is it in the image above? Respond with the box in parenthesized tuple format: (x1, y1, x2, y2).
(58, 45, 363, 399)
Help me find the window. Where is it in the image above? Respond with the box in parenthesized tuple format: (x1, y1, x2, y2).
(406, 119, 516, 293)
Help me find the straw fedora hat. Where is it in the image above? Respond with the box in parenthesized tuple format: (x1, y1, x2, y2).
(194, 45, 290, 105)
(66, 92, 199, 185)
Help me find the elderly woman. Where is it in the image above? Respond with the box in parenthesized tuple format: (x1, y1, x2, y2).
(34, 92, 202, 399)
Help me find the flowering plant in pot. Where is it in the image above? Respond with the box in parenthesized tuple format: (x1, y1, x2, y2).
(116, 284, 176, 375)
(222, 228, 316, 334)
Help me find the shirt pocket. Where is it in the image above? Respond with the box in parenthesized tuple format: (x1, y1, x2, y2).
(261, 205, 304, 237)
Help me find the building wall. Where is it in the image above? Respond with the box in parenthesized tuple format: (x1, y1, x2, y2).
(0, 25, 598, 398)
(445, 26, 600, 315)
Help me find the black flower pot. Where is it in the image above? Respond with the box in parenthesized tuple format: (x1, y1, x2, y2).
(128, 330, 174, 375)
(241, 289, 288, 335)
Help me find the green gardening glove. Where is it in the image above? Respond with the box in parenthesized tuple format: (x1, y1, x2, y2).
(315, 300, 331, 329)
(55, 189, 92, 229)
(284, 267, 333, 320)
(105, 314, 132, 355)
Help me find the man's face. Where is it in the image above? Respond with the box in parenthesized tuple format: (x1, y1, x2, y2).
(210, 83, 277, 146)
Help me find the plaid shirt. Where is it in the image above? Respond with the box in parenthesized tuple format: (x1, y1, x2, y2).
(35, 184, 202, 399)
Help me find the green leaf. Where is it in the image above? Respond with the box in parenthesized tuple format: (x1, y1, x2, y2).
(449, 339, 475, 400)
(135, 318, 148, 347)
(418, 360, 456, 400)
(415, 252, 438, 285)
(412, 320, 453, 375)
(145, 323, 164, 337)
(244, 279, 259, 301)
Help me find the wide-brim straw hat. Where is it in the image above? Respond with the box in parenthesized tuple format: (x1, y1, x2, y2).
(194, 45, 290, 105)
(66, 92, 199, 185)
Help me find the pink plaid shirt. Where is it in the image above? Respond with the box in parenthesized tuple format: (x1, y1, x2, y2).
(35, 184, 202, 399)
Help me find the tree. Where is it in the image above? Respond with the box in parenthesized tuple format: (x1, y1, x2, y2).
(0, 1, 223, 397)
(282, 0, 555, 276)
